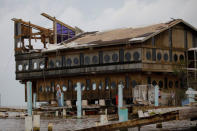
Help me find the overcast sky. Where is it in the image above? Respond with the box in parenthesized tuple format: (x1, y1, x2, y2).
(0, 0, 197, 106)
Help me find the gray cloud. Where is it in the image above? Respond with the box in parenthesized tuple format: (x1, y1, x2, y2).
(0, 0, 196, 106)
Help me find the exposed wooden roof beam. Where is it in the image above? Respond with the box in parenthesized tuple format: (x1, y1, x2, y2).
(11, 18, 52, 32)
(41, 13, 76, 32)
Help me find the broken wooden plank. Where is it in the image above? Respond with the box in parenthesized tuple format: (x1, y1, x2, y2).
(77, 111, 178, 131)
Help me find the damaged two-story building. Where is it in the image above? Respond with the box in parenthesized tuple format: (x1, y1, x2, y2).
(13, 13, 197, 106)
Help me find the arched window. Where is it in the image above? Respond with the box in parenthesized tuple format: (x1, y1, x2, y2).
(164, 53, 169, 62)
(74, 57, 79, 65)
(105, 78, 110, 90)
(39, 85, 42, 92)
(133, 52, 140, 61)
(49, 60, 54, 68)
(18, 64, 23, 71)
(169, 81, 173, 88)
(81, 83, 85, 91)
(158, 80, 163, 88)
(24, 64, 29, 71)
(85, 56, 90, 65)
(125, 76, 130, 88)
(39, 61, 45, 69)
(174, 54, 178, 62)
(99, 81, 103, 90)
(86, 79, 91, 90)
(179, 54, 184, 61)
(66, 58, 72, 66)
(92, 82, 97, 90)
(112, 53, 118, 62)
(104, 55, 110, 63)
(152, 80, 157, 86)
(125, 52, 131, 61)
(68, 80, 72, 91)
(74, 84, 77, 91)
(33, 62, 38, 70)
(157, 52, 162, 61)
(175, 81, 179, 88)
(56, 60, 61, 67)
(62, 85, 67, 92)
(92, 56, 98, 64)
(146, 51, 151, 60)
(111, 81, 116, 89)
(51, 82, 55, 92)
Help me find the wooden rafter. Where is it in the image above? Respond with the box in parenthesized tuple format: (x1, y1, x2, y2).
(12, 18, 53, 33)
(41, 13, 76, 32)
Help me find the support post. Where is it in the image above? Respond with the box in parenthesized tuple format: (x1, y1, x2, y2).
(61, 92, 64, 106)
(118, 82, 128, 122)
(33, 93, 36, 109)
(77, 82, 82, 118)
(55, 111, 58, 117)
(63, 109, 66, 118)
(118, 83, 123, 108)
(25, 116, 32, 131)
(154, 85, 159, 107)
(27, 81, 32, 116)
(48, 123, 53, 131)
(33, 115, 40, 131)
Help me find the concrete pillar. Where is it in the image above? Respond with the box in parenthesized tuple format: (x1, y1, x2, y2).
(63, 109, 66, 118)
(188, 88, 195, 103)
(100, 115, 108, 125)
(118, 82, 124, 122)
(61, 93, 64, 106)
(83, 110, 86, 116)
(77, 82, 82, 118)
(118, 83, 123, 108)
(33, 93, 37, 109)
(27, 81, 32, 116)
(119, 108, 128, 122)
(154, 85, 159, 106)
(55, 111, 58, 117)
(48, 123, 53, 131)
(105, 109, 107, 115)
(33, 115, 40, 131)
(25, 116, 32, 131)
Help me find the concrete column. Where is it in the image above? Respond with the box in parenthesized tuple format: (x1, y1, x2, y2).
(61, 93, 64, 106)
(48, 123, 53, 131)
(33, 93, 36, 109)
(25, 116, 32, 131)
(118, 83, 123, 108)
(105, 109, 108, 115)
(55, 111, 58, 117)
(154, 85, 159, 106)
(63, 109, 66, 118)
(27, 81, 32, 116)
(83, 110, 86, 116)
(77, 82, 82, 118)
(33, 115, 40, 131)
(100, 115, 108, 125)
(188, 88, 195, 103)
